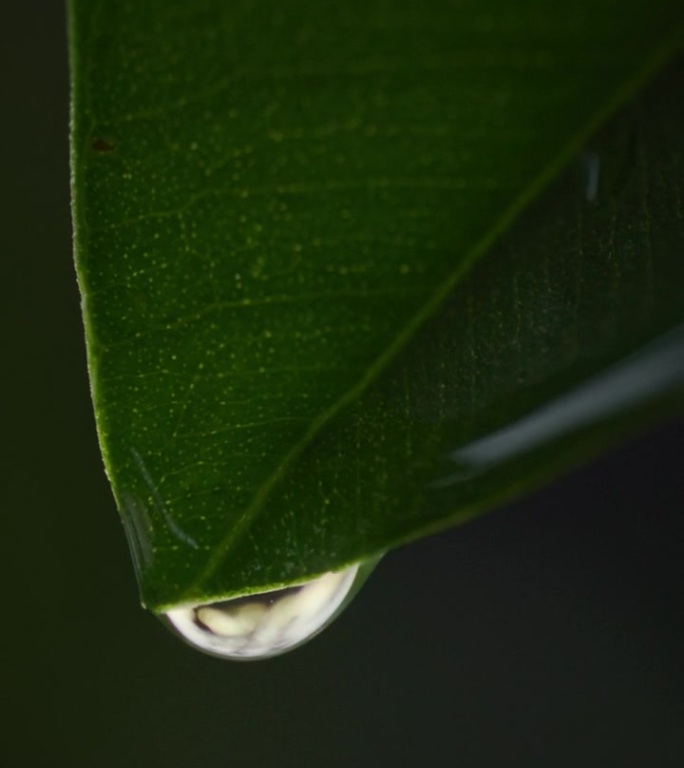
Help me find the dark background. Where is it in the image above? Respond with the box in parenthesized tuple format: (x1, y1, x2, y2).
(2, 4, 682, 766)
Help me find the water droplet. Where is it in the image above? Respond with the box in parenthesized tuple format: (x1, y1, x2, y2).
(580, 150, 600, 203)
(163, 561, 374, 660)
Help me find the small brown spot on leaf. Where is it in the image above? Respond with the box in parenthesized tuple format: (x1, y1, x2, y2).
(92, 138, 115, 152)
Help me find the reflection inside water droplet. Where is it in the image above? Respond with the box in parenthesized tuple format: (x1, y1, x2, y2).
(164, 563, 366, 660)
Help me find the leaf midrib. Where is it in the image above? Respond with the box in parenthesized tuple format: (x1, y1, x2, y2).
(172, 31, 683, 606)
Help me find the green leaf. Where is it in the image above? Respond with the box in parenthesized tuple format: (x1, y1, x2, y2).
(69, 0, 684, 612)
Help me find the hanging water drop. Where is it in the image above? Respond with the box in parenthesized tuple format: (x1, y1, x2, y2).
(163, 562, 371, 659)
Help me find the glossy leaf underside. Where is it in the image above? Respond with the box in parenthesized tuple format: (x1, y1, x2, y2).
(69, 0, 684, 611)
